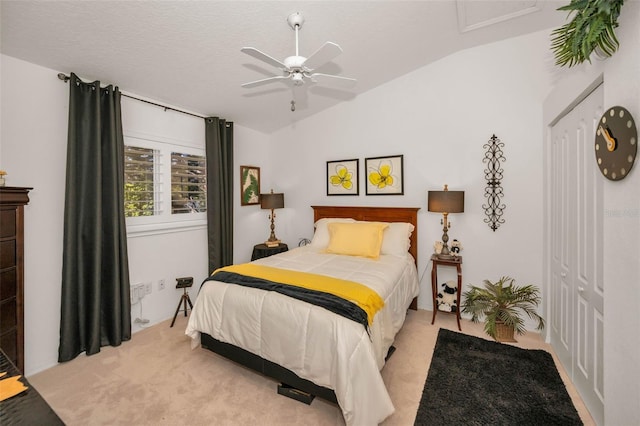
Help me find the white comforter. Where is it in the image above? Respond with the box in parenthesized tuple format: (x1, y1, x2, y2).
(185, 246, 419, 426)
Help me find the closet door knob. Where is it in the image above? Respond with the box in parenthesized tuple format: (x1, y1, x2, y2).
(578, 286, 585, 293)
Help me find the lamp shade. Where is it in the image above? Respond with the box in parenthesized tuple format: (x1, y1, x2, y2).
(260, 192, 284, 210)
(428, 189, 464, 213)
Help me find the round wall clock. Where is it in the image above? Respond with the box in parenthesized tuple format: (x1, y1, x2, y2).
(595, 106, 638, 181)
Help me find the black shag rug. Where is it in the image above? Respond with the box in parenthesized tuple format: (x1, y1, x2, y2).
(414, 329, 583, 426)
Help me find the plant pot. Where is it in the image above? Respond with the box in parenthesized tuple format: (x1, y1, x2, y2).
(495, 321, 516, 342)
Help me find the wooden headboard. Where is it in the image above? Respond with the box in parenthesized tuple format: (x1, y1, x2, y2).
(311, 205, 420, 264)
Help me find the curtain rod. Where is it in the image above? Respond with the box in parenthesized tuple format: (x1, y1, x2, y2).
(57, 73, 211, 120)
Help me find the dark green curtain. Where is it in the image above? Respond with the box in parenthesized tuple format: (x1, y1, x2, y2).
(58, 73, 131, 362)
(205, 117, 234, 272)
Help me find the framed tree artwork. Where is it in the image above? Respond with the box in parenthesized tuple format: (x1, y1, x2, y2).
(365, 155, 404, 195)
(327, 158, 359, 196)
(240, 165, 260, 206)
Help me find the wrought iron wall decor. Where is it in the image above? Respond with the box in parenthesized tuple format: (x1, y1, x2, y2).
(482, 134, 506, 231)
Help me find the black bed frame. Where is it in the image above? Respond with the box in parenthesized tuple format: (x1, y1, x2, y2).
(201, 332, 338, 403)
(199, 206, 420, 405)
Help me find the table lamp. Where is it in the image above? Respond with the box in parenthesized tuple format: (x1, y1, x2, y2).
(428, 184, 464, 258)
(260, 189, 284, 247)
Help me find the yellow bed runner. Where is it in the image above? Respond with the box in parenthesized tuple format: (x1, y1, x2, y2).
(215, 264, 384, 325)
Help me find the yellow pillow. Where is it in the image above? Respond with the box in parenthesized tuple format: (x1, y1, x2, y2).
(326, 222, 389, 259)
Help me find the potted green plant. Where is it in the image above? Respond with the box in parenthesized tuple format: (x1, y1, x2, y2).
(551, 0, 625, 67)
(461, 276, 545, 342)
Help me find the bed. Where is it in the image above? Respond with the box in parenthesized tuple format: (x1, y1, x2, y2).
(185, 206, 420, 425)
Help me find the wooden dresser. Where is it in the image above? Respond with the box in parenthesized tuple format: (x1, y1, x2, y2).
(0, 186, 31, 372)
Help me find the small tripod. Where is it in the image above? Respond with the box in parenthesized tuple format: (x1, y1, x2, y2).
(170, 277, 194, 328)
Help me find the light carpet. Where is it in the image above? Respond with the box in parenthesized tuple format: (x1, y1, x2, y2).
(28, 310, 594, 425)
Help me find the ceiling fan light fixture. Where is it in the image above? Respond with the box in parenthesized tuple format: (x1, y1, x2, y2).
(292, 72, 304, 85)
(284, 55, 307, 70)
(240, 12, 356, 90)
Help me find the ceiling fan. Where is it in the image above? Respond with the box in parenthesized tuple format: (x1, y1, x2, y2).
(241, 12, 357, 89)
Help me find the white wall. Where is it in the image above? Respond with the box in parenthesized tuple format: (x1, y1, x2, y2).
(233, 125, 276, 263)
(542, 4, 639, 424)
(0, 54, 272, 375)
(598, 3, 639, 423)
(269, 30, 556, 314)
(1, 56, 69, 375)
(120, 96, 210, 334)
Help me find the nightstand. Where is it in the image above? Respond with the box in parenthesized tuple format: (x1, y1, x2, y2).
(430, 254, 463, 331)
(251, 243, 288, 260)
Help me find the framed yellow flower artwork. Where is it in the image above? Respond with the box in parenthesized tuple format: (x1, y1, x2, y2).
(365, 155, 404, 195)
(327, 159, 359, 196)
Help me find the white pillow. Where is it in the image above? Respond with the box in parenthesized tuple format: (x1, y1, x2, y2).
(378, 222, 415, 256)
(310, 217, 356, 248)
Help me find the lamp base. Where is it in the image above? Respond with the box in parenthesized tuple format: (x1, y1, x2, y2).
(265, 240, 281, 247)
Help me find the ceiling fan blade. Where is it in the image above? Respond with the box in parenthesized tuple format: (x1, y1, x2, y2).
(302, 41, 343, 71)
(241, 75, 290, 88)
(241, 47, 287, 70)
(309, 73, 357, 88)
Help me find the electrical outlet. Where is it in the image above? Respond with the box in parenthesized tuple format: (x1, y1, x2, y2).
(159, 279, 166, 291)
(131, 283, 145, 303)
(144, 282, 152, 295)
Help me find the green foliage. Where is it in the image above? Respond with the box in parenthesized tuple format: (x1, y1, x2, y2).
(242, 174, 258, 204)
(124, 182, 154, 217)
(551, 0, 624, 67)
(461, 277, 545, 339)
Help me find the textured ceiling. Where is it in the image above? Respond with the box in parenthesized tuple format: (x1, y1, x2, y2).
(1, 1, 565, 134)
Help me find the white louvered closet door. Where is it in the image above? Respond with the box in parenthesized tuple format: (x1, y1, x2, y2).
(549, 83, 604, 425)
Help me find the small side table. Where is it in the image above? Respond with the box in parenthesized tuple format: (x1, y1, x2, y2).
(251, 243, 288, 261)
(431, 254, 463, 331)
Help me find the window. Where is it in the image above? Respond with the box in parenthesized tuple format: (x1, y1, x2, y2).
(171, 152, 207, 214)
(124, 135, 207, 234)
(124, 146, 159, 217)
